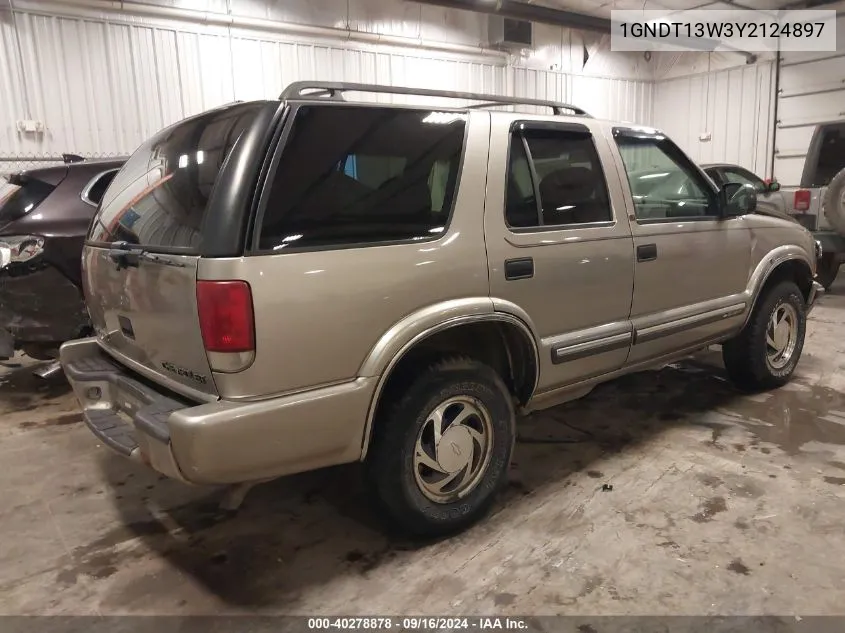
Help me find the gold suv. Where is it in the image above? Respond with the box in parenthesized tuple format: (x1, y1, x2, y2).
(61, 82, 822, 536)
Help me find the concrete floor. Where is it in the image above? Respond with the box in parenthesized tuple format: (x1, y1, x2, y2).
(2, 285, 845, 616)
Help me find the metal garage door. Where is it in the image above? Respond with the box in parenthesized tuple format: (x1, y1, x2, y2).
(774, 15, 845, 188)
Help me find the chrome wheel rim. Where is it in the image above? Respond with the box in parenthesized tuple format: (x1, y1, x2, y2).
(766, 302, 799, 370)
(412, 395, 494, 503)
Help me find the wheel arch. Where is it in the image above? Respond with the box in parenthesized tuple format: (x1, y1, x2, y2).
(744, 249, 814, 329)
(358, 301, 540, 459)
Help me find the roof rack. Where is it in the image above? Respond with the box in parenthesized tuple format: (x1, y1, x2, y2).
(279, 81, 591, 117)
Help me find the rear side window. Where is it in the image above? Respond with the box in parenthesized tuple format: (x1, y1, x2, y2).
(0, 178, 55, 225)
(258, 105, 466, 250)
(88, 102, 265, 250)
(505, 128, 612, 229)
(81, 170, 119, 207)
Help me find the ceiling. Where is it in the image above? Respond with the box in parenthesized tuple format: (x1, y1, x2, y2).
(529, 0, 841, 18)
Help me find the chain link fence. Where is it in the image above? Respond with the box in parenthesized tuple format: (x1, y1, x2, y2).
(0, 153, 128, 178)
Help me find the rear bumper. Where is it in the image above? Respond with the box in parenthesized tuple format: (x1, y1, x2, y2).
(60, 337, 376, 484)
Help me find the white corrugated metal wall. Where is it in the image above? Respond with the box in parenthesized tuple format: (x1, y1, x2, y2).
(0, 1, 654, 175)
(652, 61, 776, 177)
(774, 15, 845, 188)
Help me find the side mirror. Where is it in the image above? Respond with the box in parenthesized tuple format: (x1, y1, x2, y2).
(765, 178, 781, 192)
(720, 182, 757, 217)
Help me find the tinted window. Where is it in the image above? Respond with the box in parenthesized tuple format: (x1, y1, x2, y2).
(703, 168, 723, 187)
(88, 102, 265, 250)
(0, 178, 55, 226)
(505, 129, 612, 228)
(615, 135, 716, 220)
(259, 106, 466, 250)
(82, 170, 118, 207)
(723, 167, 765, 192)
(815, 125, 845, 186)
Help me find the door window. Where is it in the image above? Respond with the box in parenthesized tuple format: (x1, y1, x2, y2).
(615, 132, 717, 221)
(505, 128, 612, 229)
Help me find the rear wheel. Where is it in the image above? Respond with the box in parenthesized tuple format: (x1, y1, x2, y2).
(722, 281, 806, 391)
(366, 357, 514, 537)
(817, 253, 840, 291)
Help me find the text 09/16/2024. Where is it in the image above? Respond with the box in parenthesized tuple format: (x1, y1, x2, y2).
(610, 9, 838, 52)
(307, 618, 530, 630)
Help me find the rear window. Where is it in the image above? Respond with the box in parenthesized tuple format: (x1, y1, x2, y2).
(815, 124, 845, 186)
(88, 102, 265, 250)
(258, 105, 466, 250)
(0, 177, 55, 226)
(804, 123, 845, 188)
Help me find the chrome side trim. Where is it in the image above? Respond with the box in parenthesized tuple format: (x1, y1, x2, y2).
(634, 303, 746, 344)
(80, 169, 120, 208)
(542, 320, 632, 350)
(631, 293, 746, 332)
(359, 311, 540, 460)
(527, 332, 730, 413)
(552, 332, 632, 364)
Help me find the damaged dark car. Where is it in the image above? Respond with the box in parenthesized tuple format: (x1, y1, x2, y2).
(0, 157, 125, 367)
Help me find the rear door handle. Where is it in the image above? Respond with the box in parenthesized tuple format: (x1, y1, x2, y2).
(505, 257, 534, 280)
(637, 244, 657, 262)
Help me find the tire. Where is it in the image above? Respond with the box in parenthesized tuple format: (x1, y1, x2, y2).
(823, 167, 845, 236)
(722, 280, 806, 391)
(366, 357, 515, 537)
(817, 253, 839, 291)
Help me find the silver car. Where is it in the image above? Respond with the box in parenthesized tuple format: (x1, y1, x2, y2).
(702, 163, 791, 220)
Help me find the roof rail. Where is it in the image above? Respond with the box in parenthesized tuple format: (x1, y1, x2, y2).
(279, 81, 591, 117)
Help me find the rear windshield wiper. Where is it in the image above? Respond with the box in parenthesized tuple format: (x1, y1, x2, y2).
(107, 241, 145, 269)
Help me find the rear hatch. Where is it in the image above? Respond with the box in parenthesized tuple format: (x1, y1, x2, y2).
(83, 102, 274, 399)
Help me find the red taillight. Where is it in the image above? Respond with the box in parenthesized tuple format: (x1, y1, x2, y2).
(794, 189, 811, 211)
(196, 280, 255, 353)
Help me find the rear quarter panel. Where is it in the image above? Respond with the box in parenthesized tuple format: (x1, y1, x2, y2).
(200, 111, 493, 400)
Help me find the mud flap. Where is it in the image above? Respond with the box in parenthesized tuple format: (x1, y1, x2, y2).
(0, 328, 14, 359)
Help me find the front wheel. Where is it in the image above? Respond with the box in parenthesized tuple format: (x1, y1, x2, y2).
(366, 357, 515, 537)
(722, 281, 806, 391)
